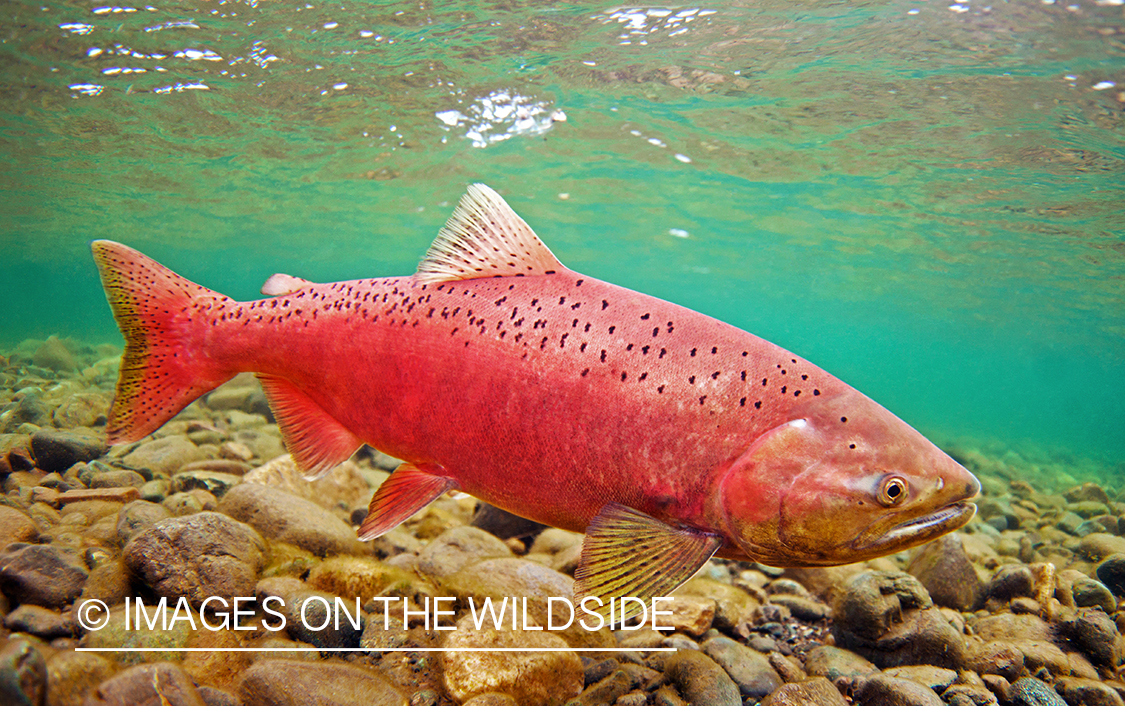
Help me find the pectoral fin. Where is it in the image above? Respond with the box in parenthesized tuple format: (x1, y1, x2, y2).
(574, 503, 722, 621)
(358, 461, 456, 540)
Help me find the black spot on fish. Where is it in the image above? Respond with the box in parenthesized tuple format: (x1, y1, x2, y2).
(740, 397, 746, 406)
(814, 389, 821, 396)
(794, 390, 801, 396)
(559, 296, 566, 305)
(699, 396, 706, 405)
(755, 401, 762, 409)
(691, 348, 697, 357)
(657, 385, 665, 393)
(639, 372, 648, 381)
(641, 313, 650, 320)
(801, 374, 808, 380)
(580, 342, 587, 352)
(626, 343, 634, 351)
(849, 443, 856, 449)
(711, 347, 717, 354)
(582, 368, 590, 377)
(600, 350, 607, 363)
(659, 348, 666, 359)
(621, 372, 627, 381)
(609, 326, 616, 334)
(741, 371, 746, 381)
(688, 375, 696, 384)
(711, 372, 720, 380)
(841, 417, 848, 423)
(781, 386, 787, 393)
(584, 323, 591, 333)
(576, 279, 584, 286)
(560, 333, 568, 347)
(762, 378, 768, 386)
(602, 300, 609, 310)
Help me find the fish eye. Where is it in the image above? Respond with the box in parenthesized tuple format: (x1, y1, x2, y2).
(878, 476, 908, 507)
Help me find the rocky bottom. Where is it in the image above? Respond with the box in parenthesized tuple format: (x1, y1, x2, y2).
(1, 337, 1124, 706)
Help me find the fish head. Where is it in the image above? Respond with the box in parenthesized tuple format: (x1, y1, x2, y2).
(718, 388, 980, 566)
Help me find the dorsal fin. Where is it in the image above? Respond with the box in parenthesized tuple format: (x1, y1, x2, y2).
(415, 184, 565, 284)
(261, 273, 314, 296)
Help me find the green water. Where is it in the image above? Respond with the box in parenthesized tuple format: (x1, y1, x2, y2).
(2, 0, 1122, 476)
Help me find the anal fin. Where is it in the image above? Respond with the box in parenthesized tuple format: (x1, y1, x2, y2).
(256, 374, 363, 479)
(358, 462, 456, 539)
(575, 503, 721, 621)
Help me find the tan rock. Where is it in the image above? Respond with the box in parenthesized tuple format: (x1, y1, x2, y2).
(442, 613, 583, 706)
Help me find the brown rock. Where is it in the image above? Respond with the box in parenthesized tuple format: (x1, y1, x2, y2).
(47, 650, 115, 706)
(58, 488, 140, 504)
(759, 676, 849, 706)
(1053, 676, 1125, 706)
(0, 505, 39, 546)
(415, 526, 513, 578)
(0, 543, 88, 608)
(123, 512, 268, 607)
(83, 662, 206, 706)
(218, 482, 364, 556)
(664, 649, 741, 706)
(906, 534, 983, 611)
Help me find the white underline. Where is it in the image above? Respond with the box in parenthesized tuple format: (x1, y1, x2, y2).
(76, 647, 676, 653)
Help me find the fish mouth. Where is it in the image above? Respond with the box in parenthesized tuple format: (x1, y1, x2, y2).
(852, 501, 977, 554)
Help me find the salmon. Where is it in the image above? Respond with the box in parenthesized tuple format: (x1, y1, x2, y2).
(92, 184, 979, 613)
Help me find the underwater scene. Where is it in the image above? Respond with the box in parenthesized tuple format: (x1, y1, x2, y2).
(2, 0, 1124, 704)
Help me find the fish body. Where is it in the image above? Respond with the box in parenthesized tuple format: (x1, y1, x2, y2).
(93, 185, 979, 609)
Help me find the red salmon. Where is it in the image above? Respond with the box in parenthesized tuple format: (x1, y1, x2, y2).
(92, 184, 979, 611)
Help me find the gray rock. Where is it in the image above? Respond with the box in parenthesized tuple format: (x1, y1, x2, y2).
(218, 482, 364, 557)
(416, 525, 513, 578)
(0, 543, 88, 608)
(0, 637, 46, 706)
(1007, 677, 1067, 706)
(29, 430, 106, 473)
(759, 677, 849, 706)
(1079, 533, 1125, 562)
(1058, 511, 1085, 535)
(170, 471, 242, 498)
(833, 571, 933, 642)
(471, 502, 548, 540)
(569, 670, 633, 706)
(3, 393, 50, 431)
(116, 500, 173, 544)
(238, 659, 405, 706)
(804, 645, 877, 682)
(855, 673, 944, 706)
(701, 635, 782, 699)
(83, 661, 206, 706)
(1070, 575, 1117, 614)
(906, 534, 982, 611)
(4, 605, 72, 639)
(942, 684, 999, 706)
(52, 392, 109, 428)
(985, 565, 1034, 601)
(123, 511, 268, 607)
(663, 649, 740, 706)
(32, 336, 77, 371)
(1097, 554, 1125, 598)
(257, 581, 363, 649)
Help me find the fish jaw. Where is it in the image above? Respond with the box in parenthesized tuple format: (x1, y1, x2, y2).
(717, 387, 980, 567)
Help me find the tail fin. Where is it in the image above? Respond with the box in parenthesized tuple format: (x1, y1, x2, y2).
(92, 240, 235, 444)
